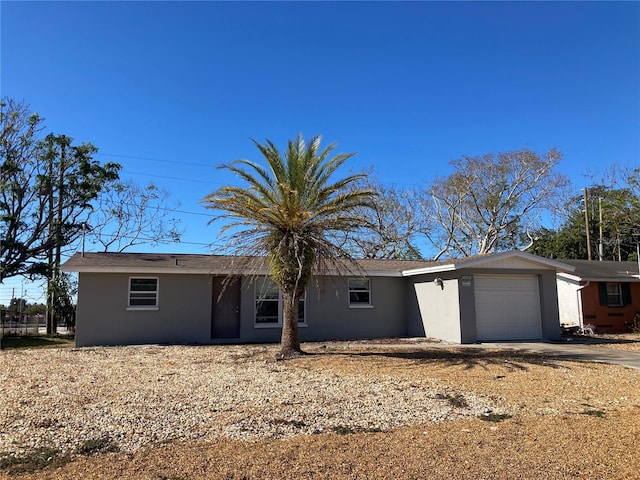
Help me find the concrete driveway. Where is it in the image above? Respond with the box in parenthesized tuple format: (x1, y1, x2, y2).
(471, 341, 640, 370)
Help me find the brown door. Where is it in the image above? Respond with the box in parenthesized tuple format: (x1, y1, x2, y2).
(211, 276, 241, 339)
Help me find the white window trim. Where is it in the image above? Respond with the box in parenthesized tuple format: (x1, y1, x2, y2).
(348, 278, 373, 309)
(127, 276, 160, 311)
(254, 277, 307, 328)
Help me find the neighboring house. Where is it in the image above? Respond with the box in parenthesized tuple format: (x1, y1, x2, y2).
(62, 250, 574, 347)
(557, 259, 640, 333)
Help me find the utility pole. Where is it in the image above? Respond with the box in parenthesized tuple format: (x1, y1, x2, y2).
(53, 135, 66, 334)
(584, 187, 592, 261)
(46, 135, 67, 335)
(598, 196, 603, 261)
(46, 140, 55, 334)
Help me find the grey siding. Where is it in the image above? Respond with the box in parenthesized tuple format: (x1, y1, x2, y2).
(75, 273, 409, 346)
(304, 276, 408, 341)
(413, 276, 461, 343)
(75, 272, 213, 347)
(237, 276, 408, 343)
(537, 270, 563, 341)
(406, 268, 562, 343)
(74, 265, 562, 347)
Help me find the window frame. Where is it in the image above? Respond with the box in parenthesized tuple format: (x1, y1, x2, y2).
(348, 278, 373, 308)
(127, 277, 159, 310)
(254, 277, 307, 328)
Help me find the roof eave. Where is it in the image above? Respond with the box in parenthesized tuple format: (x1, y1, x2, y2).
(62, 265, 405, 277)
(402, 264, 456, 276)
(61, 265, 269, 275)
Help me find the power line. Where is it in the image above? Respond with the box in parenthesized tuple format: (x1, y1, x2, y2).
(99, 152, 214, 169)
(124, 170, 226, 186)
(84, 234, 217, 249)
(99, 152, 426, 189)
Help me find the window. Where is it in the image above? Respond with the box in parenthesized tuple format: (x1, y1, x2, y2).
(255, 277, 280, 324)
(255, 277, 306, 327)
(128, 277, 159, 308)
(606, 283, 623, 307)
(348, 278, 371, 307)
(599, 282, 631, 307)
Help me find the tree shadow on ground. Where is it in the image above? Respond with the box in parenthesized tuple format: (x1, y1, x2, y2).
(0, 335, 75, 350)
(307, 347, 575, 372)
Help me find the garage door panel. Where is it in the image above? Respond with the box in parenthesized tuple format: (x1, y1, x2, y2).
(475, 275, 542, 341)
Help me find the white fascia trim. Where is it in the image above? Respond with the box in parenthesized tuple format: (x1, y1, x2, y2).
(557, 271, 640, 283)
(402, 264, 456, 276)
(557, 272, 582, 282)
(351, 270, 404, 278)
(582, 276, 640, 283)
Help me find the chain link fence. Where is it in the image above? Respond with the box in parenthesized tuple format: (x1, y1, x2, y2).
(0, 310, 44, 336)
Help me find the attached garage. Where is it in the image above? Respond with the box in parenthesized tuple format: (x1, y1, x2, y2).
(474, 274, 542, 341)
(405, 251, 574, 344)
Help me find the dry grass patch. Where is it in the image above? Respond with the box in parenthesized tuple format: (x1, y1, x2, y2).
(1, 342, 639, 480)
(297, 344, 639, 415)
(8, 413, 640, 480)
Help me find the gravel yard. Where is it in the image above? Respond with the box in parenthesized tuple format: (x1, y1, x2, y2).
(1, 340, 639, 479)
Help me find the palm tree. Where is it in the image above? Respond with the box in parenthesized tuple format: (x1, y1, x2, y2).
(203, 134, 375, 359)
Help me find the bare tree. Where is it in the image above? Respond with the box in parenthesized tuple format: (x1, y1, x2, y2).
(87, 180, 182, 252)
(340, 169, 425, 260)
(423, 148, 569, 259)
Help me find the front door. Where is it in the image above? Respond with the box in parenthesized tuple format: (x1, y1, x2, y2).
(211, 276, 241, 339)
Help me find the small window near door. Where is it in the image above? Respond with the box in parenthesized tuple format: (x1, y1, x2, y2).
(348, 278, 372, 307)
(128, 277, 159, 308)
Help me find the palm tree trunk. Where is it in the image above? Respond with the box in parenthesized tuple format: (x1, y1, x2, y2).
(278, 289, 303, 359)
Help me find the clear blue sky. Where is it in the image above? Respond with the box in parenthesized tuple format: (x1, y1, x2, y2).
(1, 1, 639, 303)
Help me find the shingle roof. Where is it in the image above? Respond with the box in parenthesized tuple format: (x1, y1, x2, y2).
(62, 250, 575, 276)
(559, 259, 640, 281)
(62, 252, 438, 276)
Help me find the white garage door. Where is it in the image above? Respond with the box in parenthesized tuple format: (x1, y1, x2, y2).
(474, 275, 542, 341)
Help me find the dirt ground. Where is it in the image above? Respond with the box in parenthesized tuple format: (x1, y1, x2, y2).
(2, 336, 639, 480)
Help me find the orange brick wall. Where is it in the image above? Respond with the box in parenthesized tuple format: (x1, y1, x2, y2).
(580, 282, 640, 333)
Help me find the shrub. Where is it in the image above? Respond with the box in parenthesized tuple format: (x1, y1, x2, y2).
(479, 413, 512, 423)
(0, 447, 67, 474)
(76, 437, 119, 455)
(581, 409, 606, 418)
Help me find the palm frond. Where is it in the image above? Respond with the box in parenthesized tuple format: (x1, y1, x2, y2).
(203, 134, 376, 284)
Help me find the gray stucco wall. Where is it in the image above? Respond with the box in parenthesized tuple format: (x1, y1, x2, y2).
(75, 272, 214, 347)
(406, 271, 476, 343)
(74, 267, 562, 347)
(406, 268, 562, 343)
(413, 276, 461, 343)
(75, 273, 409, 346)
(237, 276, 408, 343)
(537, 270, 563, 341)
